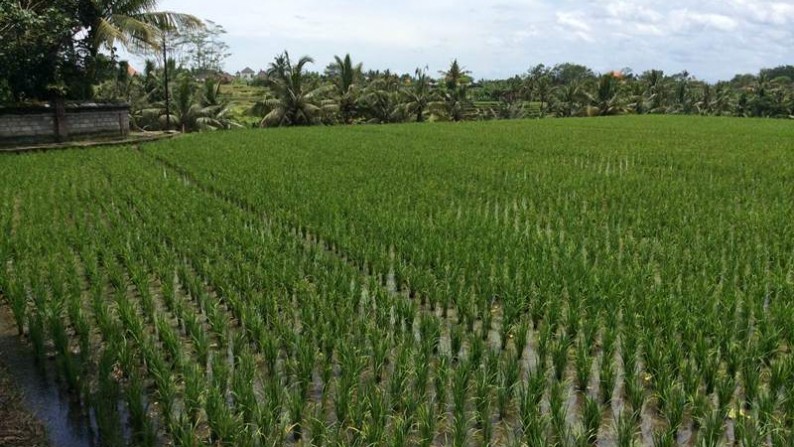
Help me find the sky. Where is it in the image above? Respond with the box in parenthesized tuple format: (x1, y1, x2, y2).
(146, 0, 794, 81)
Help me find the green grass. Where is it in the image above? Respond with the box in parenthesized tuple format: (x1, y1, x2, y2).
(1, 116, 793, 446)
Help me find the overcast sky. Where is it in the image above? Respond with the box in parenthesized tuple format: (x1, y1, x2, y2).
(151, 0, 794, 81)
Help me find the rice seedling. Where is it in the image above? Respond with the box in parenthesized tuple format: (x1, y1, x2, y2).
(391, 412, 411, 447)
(581, 395, 601, 445)
(287, 385, 307, 441)
(125, 369, 156, 446)
(552, 332, 571, 382)
(497, 352, 519, 420)
(615, 410, 639, 447)
(599, 352, 616, 405)
(659, 381, 686, 434)
(651, 429, 676, 447)
(698, 408, 725, 447)
(549, 379, 569, 445)
(6, 278, 27, 336)
(308, 410, 328, 447)
(575, 337, 593, 392)
(170, 414, 201, 447)
(741, 359, 761, 409)
(417, 400, 436, 447)
(715, 373, 735, 416)
(434, 355, 450, 413)
(473, 366, 493, 444)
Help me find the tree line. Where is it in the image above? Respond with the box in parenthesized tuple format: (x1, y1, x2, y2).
(113, 53, 794, 132)
(2, 1, 792, 133)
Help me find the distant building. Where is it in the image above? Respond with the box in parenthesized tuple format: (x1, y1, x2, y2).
(257, 70, 267, 80)
(219, 72, 235, 84)
(238, 67, 256, 82)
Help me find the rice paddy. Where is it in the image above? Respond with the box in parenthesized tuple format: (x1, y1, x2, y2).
(1, 115, 793, 446)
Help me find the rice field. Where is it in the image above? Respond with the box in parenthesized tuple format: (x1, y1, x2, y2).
(1, 116, 793, 446)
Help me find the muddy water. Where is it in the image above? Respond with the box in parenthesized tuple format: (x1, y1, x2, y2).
(0, 307, 96, 447)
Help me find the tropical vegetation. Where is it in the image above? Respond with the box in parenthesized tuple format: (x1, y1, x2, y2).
(1, 2, 792, 133)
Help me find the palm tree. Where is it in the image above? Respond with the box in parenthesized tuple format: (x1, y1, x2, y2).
(157, 77, 240, 132)
(696, 84, 714, 115)
(327, 54, 363, 124)
(624, 81, 650, 115)
(258, 52, 333, 127)
(402, 68, 436, 123)
(552, 82, 585, 117)
(711, 82, 735, 116)
(159, 75, 201, 132)
(361, 73, 404, 124)
(586, 74, 624, 116)
(640, 70, 668, 113)
(77, 0, 202, 57)
(670, 77, 694, 114)
(438, 60, 475, 121)
(442, 59, 471, 91)
(198, 79, 242, 130)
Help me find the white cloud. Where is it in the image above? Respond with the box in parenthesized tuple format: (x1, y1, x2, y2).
(556, 11, 591, 32)
(605, 2, 663, 23)
(670, 10, 739, 32)
(730, 0, 794, 25)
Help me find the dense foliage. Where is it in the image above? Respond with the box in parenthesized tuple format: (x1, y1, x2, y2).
(2, 117, 793, 446)
(2, 1, 790, 128)
(248, 59, 794, 127)
(0, 0, 198, 102)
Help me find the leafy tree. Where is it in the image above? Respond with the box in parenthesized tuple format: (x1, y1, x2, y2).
(760, 65, 794, 82)
(258, 52, 333, 127)
(173, 20, 230, 73)
(0, 0, 80, 101)
(525, 65, 553, 117)
(1, 0, 201, 102)
(550, 63, 595, 85)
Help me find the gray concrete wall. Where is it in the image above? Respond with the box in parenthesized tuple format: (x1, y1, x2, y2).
(0, 104, 130, 145)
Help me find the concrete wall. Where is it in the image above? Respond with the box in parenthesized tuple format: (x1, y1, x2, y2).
(0, 103, 130, 145)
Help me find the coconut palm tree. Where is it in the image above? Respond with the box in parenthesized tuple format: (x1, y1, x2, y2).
(640, 69, 668, 113)
(586, 74, 624, 116)
(77, 0, 202, 57)
(258, 52, 333, 127)
(157, 76, 240, 131)
(624, 81, 651, 115)
(552, 81, 585, 117)
(402, 68, 436, 123)
(438, 60, 475, 121)
(711, 82, 735, 116)
(198, 79, 242, 130)
(327, 54, 363, 124)
(361, 73, 404, 124)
